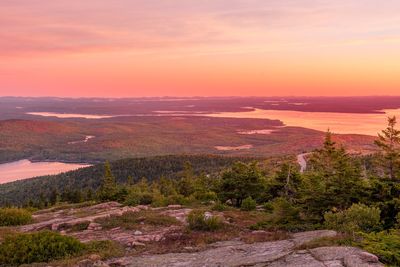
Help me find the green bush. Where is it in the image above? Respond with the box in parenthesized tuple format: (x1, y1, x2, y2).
(124, 191, 155, 206)
(241, 197, 257, 211)
(0, 208, 33, 226)
(250, 197, 319, 232)
(267, 197, 306, 231)
(211, 201, 228, 211)
(187, 210, 223, 231)
(123, 191, 141, 206)
(263, 202, 274, 212)
(359, 230, 400, 266)
(324, 204, 381, 234)
(0, 231, 85, 265)
(194, 191, 218, 202)
(140, 193, 154, 205)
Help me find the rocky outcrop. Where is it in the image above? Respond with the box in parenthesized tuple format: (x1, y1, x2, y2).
(19, 202, 148, 232)
(103, 231, 382, 267)
(18, 203, 383, 267)
(19, 202, 190, 247)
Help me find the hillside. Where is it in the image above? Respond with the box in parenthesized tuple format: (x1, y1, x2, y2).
(0, 117, 376, 164)
(0, 155, 260, 206)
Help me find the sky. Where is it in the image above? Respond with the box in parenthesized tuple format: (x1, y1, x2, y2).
(1, 0, 400, 97)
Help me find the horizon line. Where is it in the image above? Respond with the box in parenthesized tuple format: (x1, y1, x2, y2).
(2, 95, 400, 99)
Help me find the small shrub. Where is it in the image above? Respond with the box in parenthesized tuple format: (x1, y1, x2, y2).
(211, 201, 228, 212)
(0, 231, 84, 265)
(140, 193, 154, 205)
(263, 202, 274, 212)
(0, 208, 33, 226)
(324, 204, 381, 234)
(124, 195, 140, 207)
(270, 197, 303, 231)
(187, 210, 223, 231)
(250, 198, 314, 231)
(241, 197, 257, 211)
(359, 230, 400, 266)
(194, 191, 218, 202)
(124, 191, 154, 206)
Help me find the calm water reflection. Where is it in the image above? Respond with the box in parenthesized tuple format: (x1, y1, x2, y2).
(0, 160, 91, 184)
(206, 108, 400, 136)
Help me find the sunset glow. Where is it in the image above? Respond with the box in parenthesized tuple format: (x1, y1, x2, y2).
(1, 0, 400, 97)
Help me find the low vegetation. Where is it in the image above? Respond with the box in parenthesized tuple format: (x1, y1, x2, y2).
(187, 210, 223, 231)
(324, 204, 382, 235)
(241, 197, 257, 211)
(95, 210, 179, 230)
(360, 231, 400, 266)
(0, 231, 84, 265)
(0, 208, 33, 226)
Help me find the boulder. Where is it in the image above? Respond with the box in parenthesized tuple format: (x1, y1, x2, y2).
(134, 230, 143, 236)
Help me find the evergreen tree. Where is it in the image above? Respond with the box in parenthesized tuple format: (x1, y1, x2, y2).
(219, 161, 265, 207)
(267, 163, 302, 201)
(97, 162, 118, 201)
(49, 189, 60, 206)
(177, 162, 195, 197)
(301, 131, 364, 220)
(375, 116, 400, 180)
(159, 176, 177, 196)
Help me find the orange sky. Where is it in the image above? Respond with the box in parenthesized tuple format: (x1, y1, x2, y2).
(1, 0, 400, 97)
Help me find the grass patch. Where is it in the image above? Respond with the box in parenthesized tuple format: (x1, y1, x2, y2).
(223, 210, 269, 229)
(295, 234, 354, 250)
(84, 240, 125, 259)
(0, 208, 33, 226)
(187, 210, 223, 231)
(95, 210, 179, 230)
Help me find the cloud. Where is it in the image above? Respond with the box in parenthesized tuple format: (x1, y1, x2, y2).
(1, 0, 400, 57)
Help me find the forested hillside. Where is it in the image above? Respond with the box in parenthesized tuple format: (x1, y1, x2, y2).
(0, 155, 260, 206)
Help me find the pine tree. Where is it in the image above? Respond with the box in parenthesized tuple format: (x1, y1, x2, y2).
(49, 189, 60, 206)
(177, 162, 195, 197)
(375, 116, 400, 180)
(301, 131, 364, 220)
(219, 162, 265, 207)
(97, 161, 117, 201)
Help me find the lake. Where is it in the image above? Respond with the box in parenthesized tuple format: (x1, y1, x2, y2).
(26, 112, 116, 119)
(26, 108, 400, 136)
(205, 108, 400, 136)
(0, 160, 91, 184)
